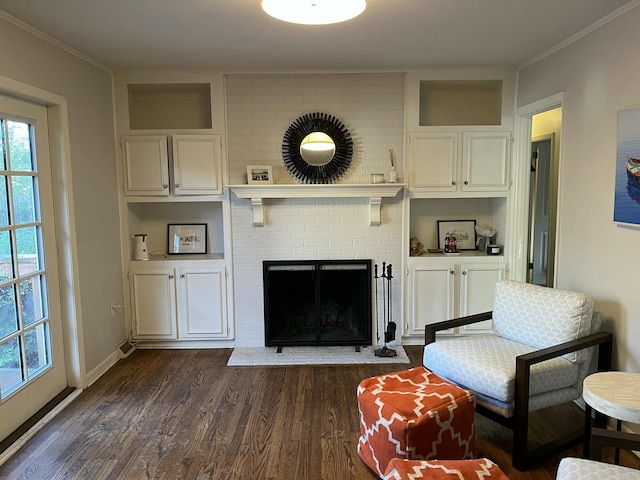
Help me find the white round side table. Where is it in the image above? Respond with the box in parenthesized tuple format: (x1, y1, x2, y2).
(583, 371, 640, 463)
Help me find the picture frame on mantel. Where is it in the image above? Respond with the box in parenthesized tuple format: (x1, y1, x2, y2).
(168, 224, 207, 254)
(247, 165, 273, 185)
(437, 220, 476, 250)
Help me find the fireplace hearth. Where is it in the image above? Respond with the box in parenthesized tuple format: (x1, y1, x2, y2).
(263, 260, 372, 348)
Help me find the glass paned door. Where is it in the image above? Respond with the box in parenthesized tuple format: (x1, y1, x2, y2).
(0, 94, 66, 442)
(0, 118, 51, 397)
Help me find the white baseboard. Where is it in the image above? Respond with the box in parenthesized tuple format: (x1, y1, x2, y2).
(85, 349, 119, 388)
(0, 388, 82, 468)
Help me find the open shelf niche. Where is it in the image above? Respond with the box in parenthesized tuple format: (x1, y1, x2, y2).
(409, 197, 507, 257)
(127, 201, 225, 260)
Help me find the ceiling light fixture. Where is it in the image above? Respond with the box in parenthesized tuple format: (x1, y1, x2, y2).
(261, 0, 366, 25)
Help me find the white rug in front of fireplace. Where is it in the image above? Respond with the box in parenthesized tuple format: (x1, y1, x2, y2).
(227, 345, 410, 366)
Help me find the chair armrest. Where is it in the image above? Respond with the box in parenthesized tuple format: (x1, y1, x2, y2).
(511, 330, 613, 467)
(425, 311, 493, 345)
(515, 331, 613, 369)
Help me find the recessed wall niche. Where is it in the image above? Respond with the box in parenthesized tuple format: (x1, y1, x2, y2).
(419, 80, 502, 126)
(128, 83, 212, 130)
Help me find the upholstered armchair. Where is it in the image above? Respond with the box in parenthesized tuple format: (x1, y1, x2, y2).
(423, 280, 613, 470)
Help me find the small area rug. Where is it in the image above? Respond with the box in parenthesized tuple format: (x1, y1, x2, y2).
(227, 345, 410, 366)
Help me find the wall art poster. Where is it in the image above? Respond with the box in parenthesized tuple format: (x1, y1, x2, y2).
(168, 224, 207, 254)
(614, 107, 640, 225)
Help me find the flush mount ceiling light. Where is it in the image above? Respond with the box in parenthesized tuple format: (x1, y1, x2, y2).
(261, 0, 366, 25)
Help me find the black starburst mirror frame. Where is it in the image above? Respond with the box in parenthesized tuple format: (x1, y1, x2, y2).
(282, 112, 353, 184)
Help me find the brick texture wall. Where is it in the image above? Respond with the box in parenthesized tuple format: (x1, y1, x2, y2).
(226, 73, 405, 347)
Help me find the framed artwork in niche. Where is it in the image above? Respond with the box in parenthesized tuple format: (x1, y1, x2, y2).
(437, 220, 476, 250)
(168, 224, 207, 254)
(614, 106, 640, 225)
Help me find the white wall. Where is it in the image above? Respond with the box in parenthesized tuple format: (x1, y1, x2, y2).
(226, 74, 405, 347)
(0, 17, 125, 377)
(518, 6, 640, 372)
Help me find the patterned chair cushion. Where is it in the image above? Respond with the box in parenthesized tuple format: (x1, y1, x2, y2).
(357, 367, 476, 477)
(556, 457, 640, 479)
(492, 281, 594, 363)
(383, 458, 509, 480)
(423, 334, 579, 403)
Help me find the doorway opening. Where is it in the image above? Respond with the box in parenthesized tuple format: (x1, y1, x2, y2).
(528, 108, 562, 287)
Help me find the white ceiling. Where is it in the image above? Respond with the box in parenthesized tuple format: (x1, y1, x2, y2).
(0, 0, 635, 72)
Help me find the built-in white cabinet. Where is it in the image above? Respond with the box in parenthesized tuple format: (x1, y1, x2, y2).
(407, 257, 504, 337)
(122, 134, 222, 196)
(409, 131, 511, 194)
(130, 262, 230, 341)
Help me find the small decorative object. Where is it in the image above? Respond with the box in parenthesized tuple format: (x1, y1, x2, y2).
(475, 225, 496, 252)
(437, 220, 476, 250)
(388, 148, 397, 183)
(487, 244, 501, 255)
(247, 165, 273, 184)
(371, 173, 385, 184)
(409, 237, 424, 256)
(168, 224, 207, 254)
(132, 233, 149, 261)
(444, 233, 457, 254)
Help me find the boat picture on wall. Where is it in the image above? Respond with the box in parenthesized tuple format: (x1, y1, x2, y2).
(614, 107, 640, 225)
(627, 156, 640, 188)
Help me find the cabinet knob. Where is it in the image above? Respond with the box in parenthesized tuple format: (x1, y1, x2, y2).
(162, 184, 169, 189)
(175, 183, 180, 188)
(464, 180, 469, 185)
(450, 270, 455, 275)
(181, 274, 185, 278)
(451, 180, 457, 186)
(462, 270, 467, 275)
(168, 274, 174, 279)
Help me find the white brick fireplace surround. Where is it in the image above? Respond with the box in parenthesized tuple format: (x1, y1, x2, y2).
(225, 73, 406, 347)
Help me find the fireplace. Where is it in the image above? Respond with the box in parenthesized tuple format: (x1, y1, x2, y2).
(263, 260, 372, 347)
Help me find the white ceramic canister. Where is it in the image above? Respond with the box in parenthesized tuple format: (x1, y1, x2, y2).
(371, 173, 385, 184)
(133, 233, 149, 260)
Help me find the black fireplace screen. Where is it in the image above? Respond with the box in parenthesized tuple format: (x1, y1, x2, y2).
(263, 260, 372, 347)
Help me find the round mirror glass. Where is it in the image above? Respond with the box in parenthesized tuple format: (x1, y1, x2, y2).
(282, 112, 353, 184)
(300, 132, 335, 166)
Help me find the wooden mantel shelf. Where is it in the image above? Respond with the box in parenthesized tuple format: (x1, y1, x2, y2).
(227, 184, 406, 226)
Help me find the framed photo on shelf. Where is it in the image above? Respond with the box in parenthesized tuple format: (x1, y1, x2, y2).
(437, 220, 476, 250)
(247, 165, 273, 184)
(168, 224, 207, 254)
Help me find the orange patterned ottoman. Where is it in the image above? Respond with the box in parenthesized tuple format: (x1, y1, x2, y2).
(357, 367, 476, 477)
(383, 458, 508, 480)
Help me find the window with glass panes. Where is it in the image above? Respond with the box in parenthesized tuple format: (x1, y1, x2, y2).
(0, 117, 50, 399)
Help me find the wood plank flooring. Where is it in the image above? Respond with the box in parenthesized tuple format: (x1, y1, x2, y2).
(1, 346, 639, 479)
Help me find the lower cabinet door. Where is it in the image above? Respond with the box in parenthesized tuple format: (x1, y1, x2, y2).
(177, 266, 228, 339)
(458, 262, 504, 334)
(409, 265, 455, 336)
(131, 266, 178, 339)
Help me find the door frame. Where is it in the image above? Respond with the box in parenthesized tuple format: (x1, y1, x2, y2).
(509, 92, 564, 283)
(0, 76, 84, 389)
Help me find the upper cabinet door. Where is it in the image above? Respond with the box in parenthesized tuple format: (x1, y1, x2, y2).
(122, 135, 169, 196)
(172, 134, 222, 195)
(462, 132, 511, 192)
(410, 133, 458, 192)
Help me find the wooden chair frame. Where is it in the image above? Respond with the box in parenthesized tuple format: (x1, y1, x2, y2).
(425, 311, 613, 471)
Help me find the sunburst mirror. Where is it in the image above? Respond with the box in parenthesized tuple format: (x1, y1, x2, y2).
(282, 112, 353, 184)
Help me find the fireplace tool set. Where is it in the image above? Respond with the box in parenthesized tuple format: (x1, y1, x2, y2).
(374, 262, 397, 357)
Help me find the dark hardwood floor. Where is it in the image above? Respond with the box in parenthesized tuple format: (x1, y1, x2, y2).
(1, 346, 638, 479)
